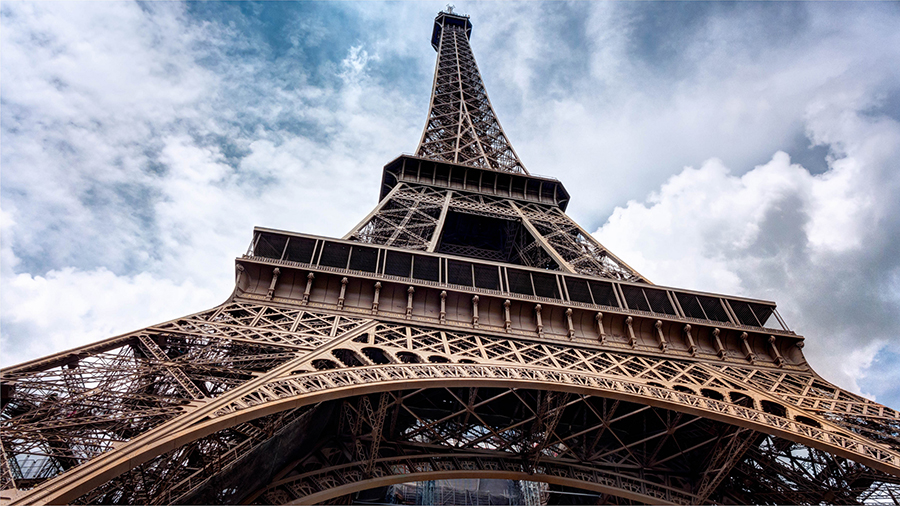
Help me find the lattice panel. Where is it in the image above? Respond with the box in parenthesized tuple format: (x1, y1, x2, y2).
(449, 192, 519, 219)
(246, 388, 899, 505)
(517, 202, 641, 282)
(362, 323, 741, 392)
(72, 408, 312, 505)
(1, 344, 191, 486)
(707, 363, 900, 453)
(349, 185, 449, 249)
(0, 303, 370, 492)
(154, 303, 367, 349)
(417, 21, 526, 174)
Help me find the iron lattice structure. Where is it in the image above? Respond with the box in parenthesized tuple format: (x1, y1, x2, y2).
(416, 12, 526, 174)
(2, 10, 900, 506)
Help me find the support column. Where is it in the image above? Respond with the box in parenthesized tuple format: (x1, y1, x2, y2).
(509, 201, 576, 273)
(769, 336, 785, 367)
(235, 264, 245, 286)
(372, 282, 381, 314)
(535, 304, 544, 337)
(741, 332, 755, 363)
(684, 324, 697, 356)
(655, 321, 668, 352)
(503, 300, 512, 332)
(713, 328, 726, 359)
(406, 286, 415, 319)
(302, 272, 315, 304)
(342, 183, 405, 240)
(595, 312, 606, 344)
(337, 277, 348, 310)
(266, 268, 281, 301)
(426, 191, 453, 252)
(626, 316, 636, 348)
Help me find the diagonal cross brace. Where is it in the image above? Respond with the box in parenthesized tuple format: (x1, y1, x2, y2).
(138, 335, 205, 401)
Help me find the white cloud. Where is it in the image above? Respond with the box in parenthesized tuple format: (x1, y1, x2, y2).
(0, 268, 220, 367)
(0, 1, 423, 366)
(594, 103, 900, 397)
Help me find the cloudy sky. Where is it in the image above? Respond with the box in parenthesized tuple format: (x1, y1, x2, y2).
(2, 2, 899, 408)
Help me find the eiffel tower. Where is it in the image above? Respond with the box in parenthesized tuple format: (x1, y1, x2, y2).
(2, 9, 900, 505)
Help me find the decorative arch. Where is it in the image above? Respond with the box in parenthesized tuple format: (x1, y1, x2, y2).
(22, 360, 900, 505)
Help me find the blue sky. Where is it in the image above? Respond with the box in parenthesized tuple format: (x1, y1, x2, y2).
(2, 2, 899, 408)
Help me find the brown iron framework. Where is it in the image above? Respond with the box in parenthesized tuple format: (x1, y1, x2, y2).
(2, 9, 899, 506)
(416, 12, 527, 174)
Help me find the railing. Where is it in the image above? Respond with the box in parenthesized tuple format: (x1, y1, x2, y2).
(243, 229, 793, 335)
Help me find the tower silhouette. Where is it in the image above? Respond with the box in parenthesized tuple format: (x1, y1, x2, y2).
(2, 10, 899, 505)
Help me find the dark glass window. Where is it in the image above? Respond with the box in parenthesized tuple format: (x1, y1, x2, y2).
(319, 242, 350, 268)
(255, 232, 287, 259)
(413, 256, 440, 282)
(284, 237, 316, 263)
(644, 288, 676, 315)
(473, 264, 500, 290)
(532, 272, 559, 299)
(698, 295, 731, 323)
(589, 281, 618, 307)
(385, 251, 412, 277)
(565, 278, 593, 304)
(507, 269, 533, 296)
(348, 246, 378, 272)
(621, 285, 650, 311)
(447, 260, 473, 286)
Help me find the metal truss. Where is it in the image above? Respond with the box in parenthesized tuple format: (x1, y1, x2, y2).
(416, 13, 527, 174)
(3, 8, 900, 506)
(346, 184, 448, 251)
(511, 201, 642, 281)
(0, 304, 368, 501)
(246, 389, 900, 505)
(3, 303, 899, 504)
(346, 183, 643, 281)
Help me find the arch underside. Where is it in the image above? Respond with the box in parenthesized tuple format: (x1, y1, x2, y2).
(3, 304, 900, 505)
(73, 386, 900, 505)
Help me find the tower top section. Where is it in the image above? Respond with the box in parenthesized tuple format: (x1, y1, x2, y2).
(416, 10, 528, 174)
(431, 10, 472, 50)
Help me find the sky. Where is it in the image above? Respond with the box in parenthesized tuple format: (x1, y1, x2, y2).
(2, 2, 899, 409)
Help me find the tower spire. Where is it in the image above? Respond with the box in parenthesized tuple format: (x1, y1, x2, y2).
(416, 10, 528, 174)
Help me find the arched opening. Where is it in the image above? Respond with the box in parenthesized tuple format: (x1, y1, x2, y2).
(428, 355, 450, 363)
(701, 388, 725, 401)
(312, 359, 339, 371)
(332, 348, 366, 368)
(362, 347, 392, 365)
(80, 385, 887, 506)
(795, 415, 821, 428)
(730, 392, 755, 408)
(40, 363, 895, 506)
(761, 400, 788, 418)
(396, 351, 422, 364)
(237, 388, 729, 505)
(673, 385, 696, 395)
